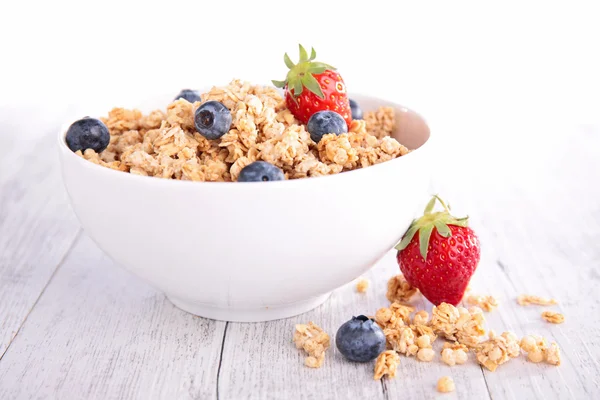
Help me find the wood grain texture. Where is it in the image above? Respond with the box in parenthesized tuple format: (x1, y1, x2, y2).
(0, 133, 81, 359)
(0, 234, 226, 400)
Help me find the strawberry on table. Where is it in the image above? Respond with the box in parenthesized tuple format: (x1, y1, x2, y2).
(272, 44, 352, 127)
(395, 195, 481, 306)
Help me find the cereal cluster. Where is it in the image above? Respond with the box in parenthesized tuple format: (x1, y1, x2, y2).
(292, 276, 564, 390)
(78, 80, 409, 181)
(520, 335, 561, 365)
(466, 294, 499, 312)
(475, 330, 521, 372)
(517, 294, 557, 306)
(293, 322, 331, 368)
(374, 350, 401, 380)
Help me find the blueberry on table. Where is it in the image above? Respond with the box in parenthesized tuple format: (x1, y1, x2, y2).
(194, 101, 232, 140)
(238, 161, 285, 182)
(336, 315, 386, 362)
(349, 98, 363, 120)
(174, 89, 201, 103)
(306, 110, 348, 143)
(65, 118, 110, 153)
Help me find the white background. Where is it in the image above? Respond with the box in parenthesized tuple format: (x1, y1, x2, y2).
(1, 0, 599, 183)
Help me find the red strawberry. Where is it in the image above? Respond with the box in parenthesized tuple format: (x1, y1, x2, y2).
(272, 45, 352, 127)
(395, 195, 481, 306)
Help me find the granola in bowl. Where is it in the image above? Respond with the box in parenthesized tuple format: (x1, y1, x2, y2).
(68, 80, 409, 182)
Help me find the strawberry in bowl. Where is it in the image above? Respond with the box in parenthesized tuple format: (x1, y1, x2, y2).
(272, 45, 352, 127)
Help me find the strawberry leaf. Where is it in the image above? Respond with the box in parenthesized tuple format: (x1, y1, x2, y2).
(419, 224, 434, 260)
(302, 73, 325, 99)
(310, 47, 316, 60)
(307, 61, 335, 71)
(284, 53, 295, 69)
(434, 220, 452, 237)
(299, 44, 308, 62)
(272, 80, 286, 88)
(307, 65, 327, 74)
(293, 80, 303, 97)
(423, 196, 437, 214)
(395, 222, 419, 251)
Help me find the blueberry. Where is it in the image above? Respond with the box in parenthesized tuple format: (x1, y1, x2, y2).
(306, 110, 348, 143)
(194, 101, 232, 140)
(65, 117, 110, 153)
(238, 161, 285, 182)
(349, 98, 363, 120)
(174, 89, 201, 103)
(335, 315, 386, 362)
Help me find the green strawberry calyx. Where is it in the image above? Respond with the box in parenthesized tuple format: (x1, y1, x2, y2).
(272, 44, 335, 101)
(394, 195, 469, 260)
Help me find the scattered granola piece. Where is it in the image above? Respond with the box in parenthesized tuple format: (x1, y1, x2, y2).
(455, 307, 486, 348)
(375, 302, 414, 329)
(545, 342, 561, 366)
(431, 303, 485, 348)
(416, 334, 432, 349)
(374, 350, 400, 380)
(384, 325, 417, 355)
(412, 324, 437, 344)
(520, 335, 561, 366)
(437, 376, 456, 393)
(413, 310, 429, 326)
(293, 322, 330, 368)
(441, 346, 469, 366)
(541, 311, 565, 324)
(430, 303, 460, 339)
(517, 295, 558, 306)
(466, 294, 499, 312)
(355, 278, 370, 293)
(417, 347, 435, 362)
(442, 342, 470, 353)
(475, 331, 520, 371)
(528, 348, 545, 363)
(386, 274, 418, 304)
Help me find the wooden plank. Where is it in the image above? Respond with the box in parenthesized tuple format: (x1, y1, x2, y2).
(0, 133, 81, 358)
(217, 251, 491, 400)
(0, 234, 226, 400)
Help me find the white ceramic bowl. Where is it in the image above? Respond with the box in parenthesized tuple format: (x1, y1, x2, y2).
(57, 93, 433, 322)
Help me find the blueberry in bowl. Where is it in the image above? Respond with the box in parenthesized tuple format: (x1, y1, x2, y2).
(174, 89, 201, 103)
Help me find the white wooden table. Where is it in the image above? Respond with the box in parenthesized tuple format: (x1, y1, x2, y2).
(1, 113, 599, 400)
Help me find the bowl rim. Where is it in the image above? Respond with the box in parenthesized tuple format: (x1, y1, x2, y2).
(58, 93, 432, 187)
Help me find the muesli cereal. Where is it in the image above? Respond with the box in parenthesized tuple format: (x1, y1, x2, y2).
(430, 303, 485, 348)
(441, 342, 469, 366)
(475, 331, 520, 372)
(541, 311, 565, 324)
(517, 294, 558, 306)
(373, 350, 401, 380)
(293, 322, 330, 368)
(545, 342, 562, 366)
(437, 376, 456, 393)
(466, 294, 499, 312)
(356, 278, 369, 293)
(73, 79, 409, 182)
(412, 310, 429, 326)
(375, 302, 415, 330)
(520, 335, 561, 365)
(386, 274, 418, 304)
